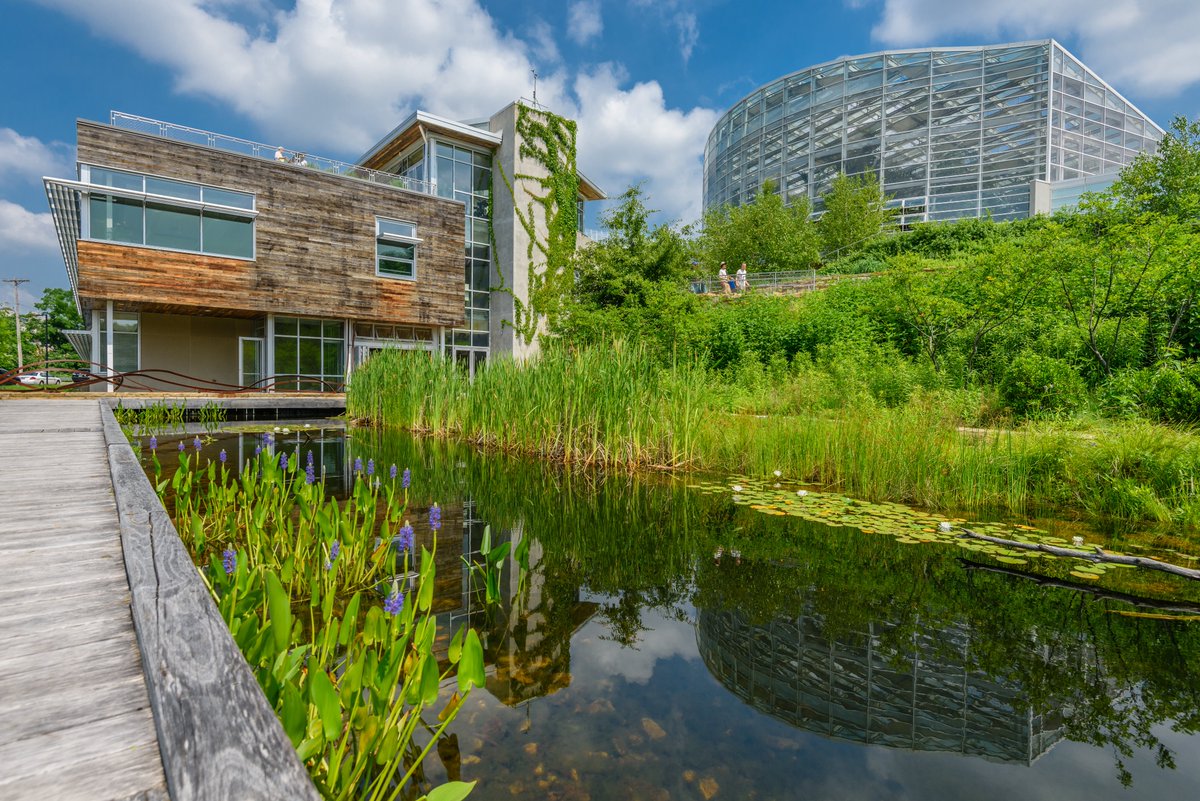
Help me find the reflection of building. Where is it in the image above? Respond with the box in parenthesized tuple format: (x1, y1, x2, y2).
(436, 513, 599, 706)
(703, 40, 1162, 225)
(696, 608, 1064, 765)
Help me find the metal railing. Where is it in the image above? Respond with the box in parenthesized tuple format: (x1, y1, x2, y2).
(109, 111, 434, 196)
(690, 269, 818, 294)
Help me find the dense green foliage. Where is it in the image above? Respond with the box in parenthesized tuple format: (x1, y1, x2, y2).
(816, 171, 893, 259)
(696, 180, 820, 271)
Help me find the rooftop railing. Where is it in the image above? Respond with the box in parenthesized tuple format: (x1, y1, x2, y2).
(109, 111, 433, 196)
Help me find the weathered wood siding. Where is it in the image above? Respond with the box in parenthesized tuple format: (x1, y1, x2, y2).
(75, 122, 465, 327)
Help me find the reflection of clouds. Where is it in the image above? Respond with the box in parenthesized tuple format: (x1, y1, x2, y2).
(569, 606, 699, 686)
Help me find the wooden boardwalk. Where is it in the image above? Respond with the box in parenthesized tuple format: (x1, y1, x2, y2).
(0, 399, 167, 801)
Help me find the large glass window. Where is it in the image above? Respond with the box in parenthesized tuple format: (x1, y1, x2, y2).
(273, 317, 344, 391)
(83, 165, 255, 258)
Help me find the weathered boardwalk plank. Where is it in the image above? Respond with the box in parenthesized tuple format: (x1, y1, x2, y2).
(0, 400, 168, 801)
(0, 399, 322, 801)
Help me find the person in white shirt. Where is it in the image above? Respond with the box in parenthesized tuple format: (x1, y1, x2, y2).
(736, 263, 748, 292)
(274, 146, 287, 162)
(717, 262, 730, 294)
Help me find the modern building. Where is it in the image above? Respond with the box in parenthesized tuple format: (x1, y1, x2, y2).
(43, 100, 603, 390)
(703, 40, 1163, 226)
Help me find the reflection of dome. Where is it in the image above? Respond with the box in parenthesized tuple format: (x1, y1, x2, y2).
(697, 608, 1064, 765)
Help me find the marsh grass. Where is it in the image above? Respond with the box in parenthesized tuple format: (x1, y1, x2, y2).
(347, 345, 1200, 526)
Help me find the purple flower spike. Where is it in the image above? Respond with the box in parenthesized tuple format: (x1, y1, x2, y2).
(353, 457, 363, 473)
(367, 459, 375, 476)
(148, 435, 157, 450)
(306, 450, 314, 467)
(254, 445, 262, 456)
(429, 503, 441, 532)
(193, 436, 202, 450)
(394, 523, 414, 553)
(222, 549, 236, 575)
(324, 540, 340, 570)
(178, 441, 185, 452)
(279, 452, 289, 471)
(219, 449, 227, 464)
(389, 464, 397, 480)
(305, 463, 316, 485)
(402, 467, 411, 489)
(384, 591, 405, 616)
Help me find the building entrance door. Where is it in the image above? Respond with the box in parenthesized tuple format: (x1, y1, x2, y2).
(239, 337, 264, 389)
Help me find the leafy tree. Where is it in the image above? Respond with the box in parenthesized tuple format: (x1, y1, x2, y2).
(557, 185, 703, 358)
(697, 180, 820, 273)
(1111, 115, 1200, 220)
(1037, 201, 1186, 379)
(817, 171, 893, 259)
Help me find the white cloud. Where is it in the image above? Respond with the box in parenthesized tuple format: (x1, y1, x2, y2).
(0, 129, 72, 185)
(567, 0, 603, 45)
(0, 201, 58, 254)
(866, 0, 1200, 97)
(573, 64, 719, 223)
(33, 0, 718, 223)
(569, 608, 698, 685)
(675, 12, 699, 65)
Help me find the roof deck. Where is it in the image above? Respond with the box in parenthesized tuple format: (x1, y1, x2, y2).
(108, 111, 433, 196)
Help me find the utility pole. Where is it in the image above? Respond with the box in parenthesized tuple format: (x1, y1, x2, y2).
(4, 278, 30, 370)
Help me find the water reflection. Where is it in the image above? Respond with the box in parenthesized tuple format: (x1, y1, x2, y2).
(697, 608, 1065, 764)
(144, 424, 1200, 800)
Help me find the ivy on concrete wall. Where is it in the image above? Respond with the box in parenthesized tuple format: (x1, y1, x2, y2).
(491, 104, 581, 346)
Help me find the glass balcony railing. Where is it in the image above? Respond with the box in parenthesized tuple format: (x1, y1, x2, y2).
(108, 111, 433, 196)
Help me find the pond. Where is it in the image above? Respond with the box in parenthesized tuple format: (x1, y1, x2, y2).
(140, 422, 1200, 801)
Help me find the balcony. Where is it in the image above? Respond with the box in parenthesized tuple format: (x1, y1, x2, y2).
(108, 111, 433, 196)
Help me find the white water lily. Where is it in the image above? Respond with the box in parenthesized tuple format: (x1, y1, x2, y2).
(773, 470, 782, 478)
(1072, 536, 1085, 547)
(938, 522, 953, 532)
(797, 490, 808, 497)
(273, 426, 281, 432)
(732, 485, 744, 493)
(281, 428, 290, 434)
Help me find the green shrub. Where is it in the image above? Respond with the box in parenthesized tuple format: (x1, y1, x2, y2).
(999, 352, 1087, 417)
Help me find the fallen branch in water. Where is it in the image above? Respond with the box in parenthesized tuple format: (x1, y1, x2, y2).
(958, 528, 1200, 582)
(959, 559, 1200, 612)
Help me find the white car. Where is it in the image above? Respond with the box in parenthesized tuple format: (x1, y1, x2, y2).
(17, 371, 65, 386)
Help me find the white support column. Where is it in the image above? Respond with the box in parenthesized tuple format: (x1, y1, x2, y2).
(105, 300, 115, 393)
(265, 314, 275, 391)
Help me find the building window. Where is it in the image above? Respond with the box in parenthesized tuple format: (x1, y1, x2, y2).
(273, 317, 344, 391)
(376, 218, 419, 279)
(98, 308, 139, 373)
(83, 165, 255, 259)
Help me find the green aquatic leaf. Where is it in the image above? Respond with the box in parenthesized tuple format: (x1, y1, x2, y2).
(265, 570, 292, 653)
(458, 629, 486, 692)
(421, 781, 478, 801)
(309, 667, 341, 740)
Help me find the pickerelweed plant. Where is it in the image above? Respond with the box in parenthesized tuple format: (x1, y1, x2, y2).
(154, 447, 485, 801)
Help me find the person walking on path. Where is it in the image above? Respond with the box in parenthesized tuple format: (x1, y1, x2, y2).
(718, 262, 731, 294)
(736, 263, 748, 293)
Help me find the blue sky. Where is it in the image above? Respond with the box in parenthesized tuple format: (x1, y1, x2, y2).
(3, 0, 1200, 305)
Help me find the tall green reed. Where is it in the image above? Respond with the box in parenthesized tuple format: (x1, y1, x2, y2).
(347, 344, 1200, 526)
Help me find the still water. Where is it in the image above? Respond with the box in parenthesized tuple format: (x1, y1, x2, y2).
(145, 423, 1200, 801)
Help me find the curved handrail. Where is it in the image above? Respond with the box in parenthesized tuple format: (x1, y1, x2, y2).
(0, 359, 343, 393)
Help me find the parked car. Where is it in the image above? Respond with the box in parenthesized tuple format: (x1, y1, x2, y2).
(17, 371, 65, 386)
(71, 372, 97, 383)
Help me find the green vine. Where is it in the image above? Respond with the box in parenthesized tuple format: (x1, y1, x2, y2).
(490, 104, 581, 346)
